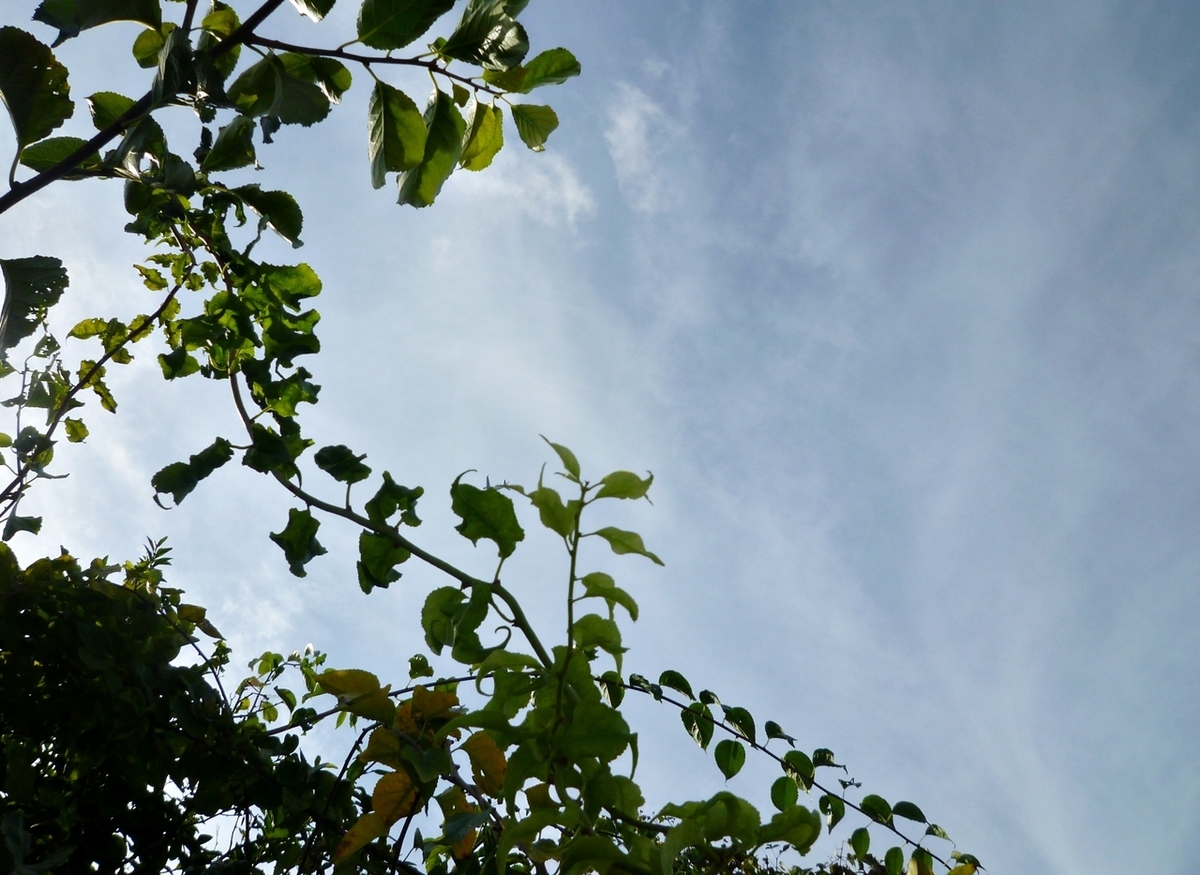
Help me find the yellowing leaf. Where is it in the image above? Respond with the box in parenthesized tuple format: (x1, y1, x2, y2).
(947, 867, 977, 875)
(359, 727, 405, 769)
(316, 668, 381, 698)
(373, 770, 420, 824)
(462, 731, 507, 796)
(346, 686, 396, 724)
(334, 811, 387, 862)
(412, 685, 459, 721)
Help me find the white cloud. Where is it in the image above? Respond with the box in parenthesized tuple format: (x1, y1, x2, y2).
(604, 82, 685, 214)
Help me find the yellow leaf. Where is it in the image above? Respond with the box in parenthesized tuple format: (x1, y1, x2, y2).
(412, 685, 459, 721)
(334, 812, 387, 863)
(359, 727, 405, 769)
(947, 867, 977, 875)
(462, 731, 507, 797)
(346, 686, 396, 724)
(373, 770, 421, 824)
(393, 700, 420, 737)
(317, 669, 381, 698)
(525, 782, 555, 809)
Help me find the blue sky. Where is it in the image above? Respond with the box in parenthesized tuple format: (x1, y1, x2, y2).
(2, 1, 1199, 872)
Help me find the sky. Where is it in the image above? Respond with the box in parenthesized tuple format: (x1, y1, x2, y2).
(2, 1, 1199, 873)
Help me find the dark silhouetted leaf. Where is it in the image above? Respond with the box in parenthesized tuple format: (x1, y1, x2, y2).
(357, 0, 455, 50)
(714, 739, 745, 779)
(450, 474, 524, 558)
(269, 507, 327, 577)
(314, 444, 371, 484)
(0, 27, 73, 149)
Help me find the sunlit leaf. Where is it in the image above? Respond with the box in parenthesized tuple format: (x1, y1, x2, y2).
(849, 827, 870, 859)
(510, 103, 557, 151)
(398, 89, 465, 208)
(658, 670, 693, 700)
(462, 731, 506, 796)
(860, 793, 893, 826)
(459, 101, 503, 171)
(368, 81, 426, 188)
(201, 114, 255, 171)
(334, 812, 387, 863)
(234, 185, 304, 246)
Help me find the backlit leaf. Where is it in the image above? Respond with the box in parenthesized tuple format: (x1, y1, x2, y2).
(722, 706, 755, 744)
(373, 769, 420, 824)
(819, 793, 845, 830)
(596, 470, 653, 500)
(314, 444, 371, 484)
(849, 827, 870, 859)
(558, 701, 630, 762)
(680, 703, 713, 749)
(462, 731, 506, 796)
(357, 531, 409, 593)
(0, 27, 73, 149)
(658, 670, 693, 700)
(334, 811, 387, 862)
(459, 101, 503, 171)
(33, 0, 161, 44)
(398, 89, 465, 208)
(765, 720, 796, 745)
(234, 185, 304, 246)
(860, 794, 893, 826)
(510, 103, 557, 151)
(151, 437, 234, 506)
(885, 847, 905, 875)
(450, 474, 524, 558)
(580, 571, 638, 620)
(542, 436, 580, 478)
(269, 507, 327, 577)
(358, 0, 455, 50)
(87, 90, 135, 129)
(441, 2, 528, 71)
(368, 81, 426, 188)
(201, 114, 255, 171)
(782, 750, 814, 790)
(289, 0, 336, 22)
(771, 776, 798, 812)
(893, 800, 927, 823)
(591, 526, 663, 565)
(63, 417, 87, 443)
(714, 739, 745, 779)
(0, 256, 67, 353)
(19, 136, 97, 172)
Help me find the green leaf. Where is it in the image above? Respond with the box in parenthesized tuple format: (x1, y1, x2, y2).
(597, 670, 624, 707)
(201, 114, 255, 172)
(485, 47, 580, 93)
(765, 720, 796, 745)
(422, 586, 465, 654)
(770, 776, 798, 812)
(33, 0, 161, 44)
(357, 0, 455, 50)
(758, 804, 821, 853)
(450, 474, 524, 558)
(529, 484, 575, 538)
(924, 823, 950, 841)
(571, 613, 622, 656)
(910, 848, 935, 875)
(364, 471, 423, 527)
(314, 444, 371, 484)
(1, 256, 68, 353)
(367, 81, 426, 189)
(151, 437, 234, 505)
(813, 748, 841, 769)
(19, 136, 97, 172)
(459, 101, 503, 171)
(87, 91, 135, 129)
(289, 0, 336, 21)
(860, 794, 893, 826)
(819, 793, 845, 830)
(228, 54, 330, 127)
(3, 514, 42, 540)
(541, 436, 580, 478)
(357, 531, 409, 593)
(509, 103, 558, 152)
(398, 89, 465, 208)
(596, 470, 653, 500)
(658, 670, 693, 700)
(0, 27, 73, 150)
(885, 847, 905, 875)
(63, 417, 87, 443)
(409, 653, 434, 678)
(721, 706, 755, 744)
(680, 703, 714, 749)
(234, 185, 304, 246)
(131, 24, 167, 68)
(850, 827, 870, 859)
(579, 571, 638, 621)
(269, 507, 327, 577)
(590, 526, 663, 565)
(782, 750, 814, 790)
(557, 701, 630, 762)
(713, 739, 745, 779)
(892, 801, 927, 823)
(283, 53, 351, 103)
(441, 2, 528, 71)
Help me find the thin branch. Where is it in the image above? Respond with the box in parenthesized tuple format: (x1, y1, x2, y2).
(243, 36, 505, 96)
(227, 371, 556, 671)
(298, 723, 372, 873)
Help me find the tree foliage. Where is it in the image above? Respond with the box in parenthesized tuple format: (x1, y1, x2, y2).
(0, 2, 982, 875)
